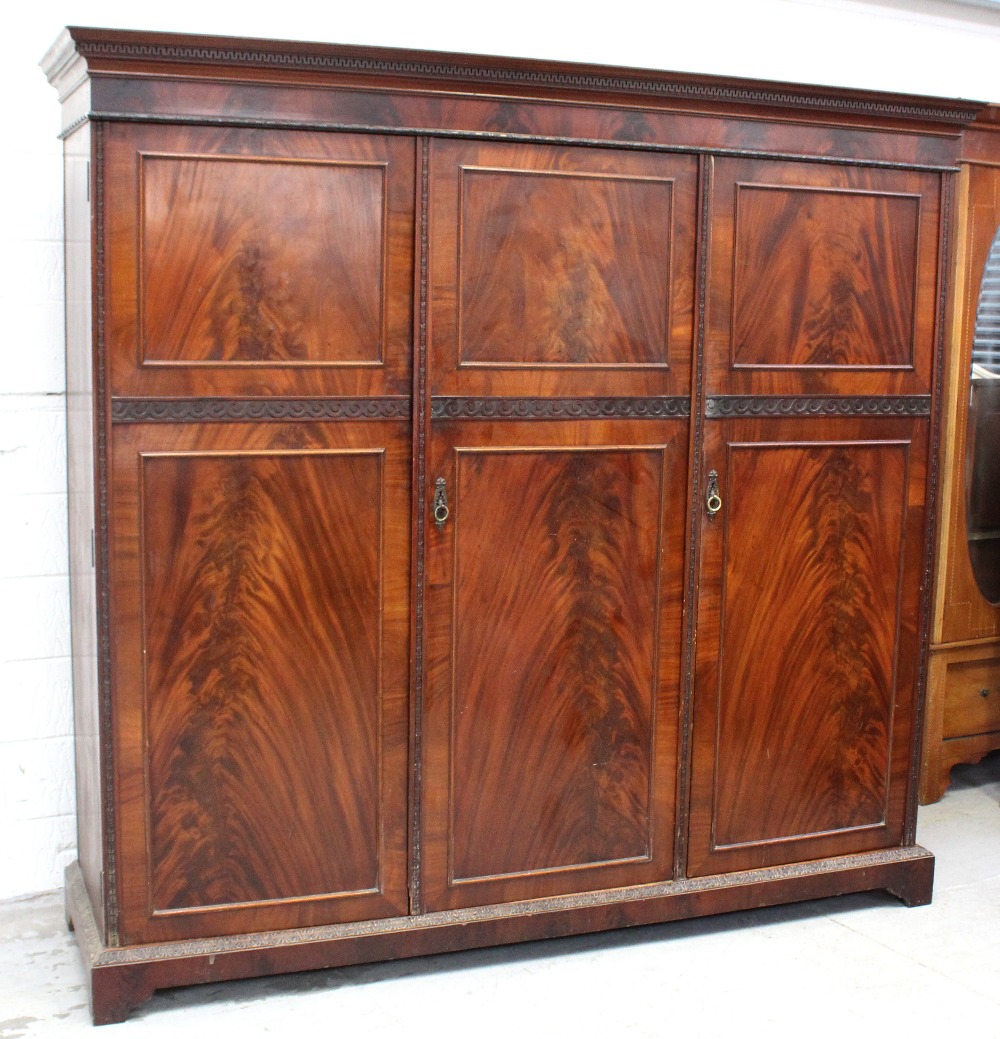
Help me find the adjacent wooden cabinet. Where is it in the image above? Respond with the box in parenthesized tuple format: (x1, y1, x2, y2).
(922, 112, 1000, 802)
(43, 27, 985, 1024)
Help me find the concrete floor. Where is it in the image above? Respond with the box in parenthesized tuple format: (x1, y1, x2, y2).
(2, 754, 998, 1038)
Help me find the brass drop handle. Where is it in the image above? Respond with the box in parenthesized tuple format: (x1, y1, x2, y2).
(706, 469, 722, 516)
(433, 477, 449, 530)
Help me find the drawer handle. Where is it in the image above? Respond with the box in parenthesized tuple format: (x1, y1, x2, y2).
(433, 477, 449, 530)
(981, 688, 992, 699)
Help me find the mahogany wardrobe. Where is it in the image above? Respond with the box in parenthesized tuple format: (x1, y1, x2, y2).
(42, 26, 987, 1024)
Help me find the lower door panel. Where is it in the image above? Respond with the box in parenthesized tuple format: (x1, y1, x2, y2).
(422, 419, 688, 910)
(111, 420, 411, 942)
(687, 417, 928, 876)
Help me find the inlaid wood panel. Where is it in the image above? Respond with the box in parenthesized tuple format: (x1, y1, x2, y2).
(110, 422, 411, 943)
(689, 419, 927, 876)
(430, 140, 697, 397)
(707, 158, 942, 397)
(104, 124, 415, 398)
(422, 420, 688, 910)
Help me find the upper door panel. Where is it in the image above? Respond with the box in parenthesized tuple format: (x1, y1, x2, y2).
(429, 140, 697, 399)
(103, 124, 415, 399)
(706, 158, 942, 398)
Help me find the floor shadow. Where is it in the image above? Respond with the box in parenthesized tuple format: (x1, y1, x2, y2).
(136, 888, 900, 1019)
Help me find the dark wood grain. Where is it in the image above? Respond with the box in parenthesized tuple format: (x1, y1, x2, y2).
(104, 125, 415, 399)
(732, 184, 919, 368)
(44, 27, 979, 125)
(141, 154, 385, 366)
(451, 449, 658, 877)
(43, 27, 981, 161)
(689, 418, 927, 876)
(707, 158, 942, 397)
(430, 141, 697, 399)
(144, 452, 381, 909)
(79, 72, 967, 172)
(422, 420, 687, 910)
(718, 443, 902, 840)
(458, 167, 674, 366)
(110, 422, 411, 942)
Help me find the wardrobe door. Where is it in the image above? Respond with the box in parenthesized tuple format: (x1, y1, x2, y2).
(703, 157, 942, 399)
(101, 124, 416, 943)
(420, 140, 696, 910)
(687, 156, 940, 876)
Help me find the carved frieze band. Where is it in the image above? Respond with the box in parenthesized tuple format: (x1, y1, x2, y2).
(74, 39, 979, 124)
(110, 395, 927, 423)
(111, 398, 411, 422)
(705, 395, 932, 418)
(431, 397, 690, 419)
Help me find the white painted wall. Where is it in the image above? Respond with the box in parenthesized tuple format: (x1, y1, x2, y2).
(2, 0, 999, 901)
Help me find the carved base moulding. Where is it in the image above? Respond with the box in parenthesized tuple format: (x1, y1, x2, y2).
(67, 852, 934, 1026)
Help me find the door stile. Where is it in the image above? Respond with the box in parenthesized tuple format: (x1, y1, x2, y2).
(409, 136, 432, 916)
(674, 153, 714, 881)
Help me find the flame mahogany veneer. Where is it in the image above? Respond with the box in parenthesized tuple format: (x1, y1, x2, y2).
(42, 26, 987, 1024)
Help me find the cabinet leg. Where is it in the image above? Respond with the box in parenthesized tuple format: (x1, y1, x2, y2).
(885, 852, 935, 907)
(65, 862, 157, 1025)
(89, 965, 155, 1027)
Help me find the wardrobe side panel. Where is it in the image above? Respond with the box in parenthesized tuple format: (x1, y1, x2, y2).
(65, 121, 105, 935)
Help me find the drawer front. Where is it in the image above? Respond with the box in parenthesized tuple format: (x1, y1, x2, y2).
(943, 656, 1000, 739)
